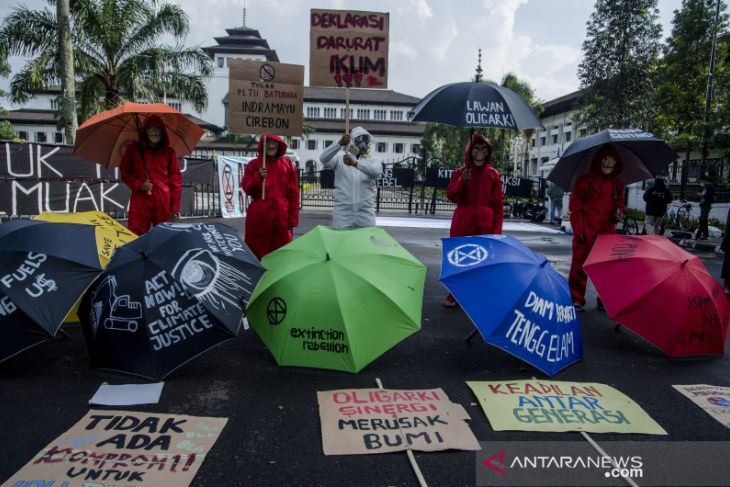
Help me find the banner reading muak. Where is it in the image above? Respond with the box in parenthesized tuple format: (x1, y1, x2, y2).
(317, 387, 480, 455)
(1, 410, 227, 487)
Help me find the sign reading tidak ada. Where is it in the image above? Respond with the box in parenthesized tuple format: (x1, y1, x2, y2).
(318, 388, 480, 455)
(467, 380, 666, 435)
(2, 410, 227, 487)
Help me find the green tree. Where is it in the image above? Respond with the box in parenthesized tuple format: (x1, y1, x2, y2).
(0, 43, 17, 140)
(0, 0, 212, 121)
(577, 0, 662, 130)
(654, 0, 728, 180)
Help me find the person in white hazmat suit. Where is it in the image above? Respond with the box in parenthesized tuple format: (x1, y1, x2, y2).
(319, 127, 383, 228)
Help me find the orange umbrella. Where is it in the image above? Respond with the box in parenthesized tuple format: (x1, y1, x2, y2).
(73, 102, 205, 168)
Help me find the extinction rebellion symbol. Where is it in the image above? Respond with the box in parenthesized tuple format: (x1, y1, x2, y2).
(266, 297, 287, 325)
(447, 243, 489, 267)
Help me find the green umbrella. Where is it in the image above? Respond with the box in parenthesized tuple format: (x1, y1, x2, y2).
(248, 226, 426, 373)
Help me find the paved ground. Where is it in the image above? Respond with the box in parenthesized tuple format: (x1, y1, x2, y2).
(1, 210, 729, 486)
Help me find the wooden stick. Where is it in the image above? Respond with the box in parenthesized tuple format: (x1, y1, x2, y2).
(375, 377, 428, 487)
(344, 87, 350, 153)
(261, 134, 267, 200)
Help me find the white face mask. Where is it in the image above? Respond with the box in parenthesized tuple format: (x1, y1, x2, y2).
(600, 156, 616, 175)
(147, 127, 162, 145)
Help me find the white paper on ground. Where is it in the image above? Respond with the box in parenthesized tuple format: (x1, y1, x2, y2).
(89, 382, 164, 406)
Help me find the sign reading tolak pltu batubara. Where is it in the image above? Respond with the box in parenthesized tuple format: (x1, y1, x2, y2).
(309, 9, 389, 88)
(317, 388, 480, 455)
(228, 59, 304, 136)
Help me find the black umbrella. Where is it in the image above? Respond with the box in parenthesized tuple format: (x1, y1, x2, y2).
(548, 128, 679, 191)
(0, 220, 102, 363)
(79, 222, 265, 380)
(408, 81, 543, 130)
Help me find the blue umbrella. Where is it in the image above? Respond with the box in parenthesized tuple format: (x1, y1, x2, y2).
(408, 81, 543, 130)
(548, 128, 678, 191)
(439, 234, 582, 376)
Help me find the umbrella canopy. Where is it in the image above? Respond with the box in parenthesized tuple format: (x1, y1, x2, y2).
(0, 220, 102, 363)
(247, 226, 426, 373)
(440, 234, 582, 376)
(584, 234, 730, 357)
(409, 81, 543, 130)
(73, 102, 205, 169)
(548, 128, 678, 191)
(34, 211, 137, 322)
(79, 222, 264, 380)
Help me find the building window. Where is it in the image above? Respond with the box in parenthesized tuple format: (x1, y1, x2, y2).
(323, 107, 337, 118)
(339, 108, 353, 119)
(552, 134, 558, 144)
(217, 57, 224, 68)
(290, 139, 300, 150)
(169, 101, 182, 111)
(565, 132, 572, 142)
(390, 110, 403, 121)
(411, 144, 420, 154)
(540, 137, 546, 146)
(18, 131, 28, 140)
(377, 142, 387, 153)
(35, 132, 47, 143)
(356, 109, 370, 120)
(306, 107, 321, 118)
(307, 139, 317, 150)
(394, 143, 404, 154)
(374, 109, 387, 120)
(54, 132, 63, 144)
(324, 140, 334, 148)
(50, 99, 59, 110)
(531, 139, 536, 148)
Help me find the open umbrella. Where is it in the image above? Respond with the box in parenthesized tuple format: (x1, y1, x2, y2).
(0, 220, 102, 363)
(439, 234, 582, 376)
(34, 211, 137, 322)
(73, 102, 205, 168)
(584, 234, 729, 357)
(408, 81, 543, 130)
(79, 222, 264, 380)
(247, 226, 426, 373)
(548, 128, 678, 191)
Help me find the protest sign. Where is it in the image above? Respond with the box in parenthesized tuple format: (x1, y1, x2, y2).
(674, 384, 730, 429)
(216, 155, 251, 218)
(2, 410, 227, 487)
(467, 380, 667, 435)
(317, 387, 480, 455)
(228, 59, 304, 136)
(309, 9, 389, 88)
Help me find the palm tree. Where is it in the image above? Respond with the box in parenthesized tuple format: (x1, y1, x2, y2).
(0, 0, 212, 120)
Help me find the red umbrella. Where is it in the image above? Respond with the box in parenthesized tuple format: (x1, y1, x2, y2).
(73, 102, 205, 168)
(584, 234, 729, 357)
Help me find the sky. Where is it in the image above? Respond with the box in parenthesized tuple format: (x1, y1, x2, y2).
(1, 0, 685, 105)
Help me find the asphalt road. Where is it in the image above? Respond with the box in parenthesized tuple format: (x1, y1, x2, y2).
(1, 210, 729, 486)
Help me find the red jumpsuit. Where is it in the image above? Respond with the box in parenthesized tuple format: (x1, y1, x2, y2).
(120, 116, 182, 236)
(568, 148, 625, 306)
(447, 133, 504, 237)
(242, 134, 300, 260)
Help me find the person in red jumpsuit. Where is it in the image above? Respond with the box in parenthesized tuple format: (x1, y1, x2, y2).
(242, 134, 300, 260)
(443, 132, 504, 307)
(568, 145, 625, 311)
(120, 115, 182, 236)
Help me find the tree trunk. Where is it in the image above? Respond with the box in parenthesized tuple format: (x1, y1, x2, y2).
(57, 0, 77, 144)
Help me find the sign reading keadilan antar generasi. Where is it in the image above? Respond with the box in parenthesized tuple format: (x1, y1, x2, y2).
(228, 59, 304, 136)
(309, 9, 389, 88)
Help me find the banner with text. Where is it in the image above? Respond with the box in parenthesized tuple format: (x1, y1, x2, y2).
(317, 387, 480, 455)
(228, 59, 304, 136)
(467, 380, 667, 435)
(309, 9, 389, 88)
(216, 156, 251, 218)
(425, 167, 534, 197)
(1, 410, 227, 487)
(674, 384, 730, 430)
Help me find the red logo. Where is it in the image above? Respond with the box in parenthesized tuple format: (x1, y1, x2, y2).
(482, 451, 507, 475)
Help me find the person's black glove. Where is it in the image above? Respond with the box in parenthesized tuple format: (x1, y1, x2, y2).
(576, 234, 586, 244)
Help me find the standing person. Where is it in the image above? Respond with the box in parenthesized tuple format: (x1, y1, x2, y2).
(695, 174, 715, 240)
(120, 115, 182, 236)
(548, 181, 565, 224)
(443, 132, 504, 307)
(642, 177, 673, 235)
(568, 145, 625, 311)
(242, 135, 300, 260)
(319, 126, 382, 228)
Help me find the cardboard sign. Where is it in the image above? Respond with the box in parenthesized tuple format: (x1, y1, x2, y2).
(317, 388, 480, 455)
(467, 380, 667, 435)
(228, 59, 304, 136)
(309, 9, 389, 88)
(674, 384, 730, 429)
(2, 410, 227, 487)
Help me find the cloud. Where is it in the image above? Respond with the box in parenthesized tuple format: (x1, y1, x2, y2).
(431, 20, 459, 62)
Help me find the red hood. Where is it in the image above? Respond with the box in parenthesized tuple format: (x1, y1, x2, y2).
(257, 134, 288, 159)
(589, 144, 624, 176)
(141, 115, 170, 148)
(463, 132, 493, 168)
